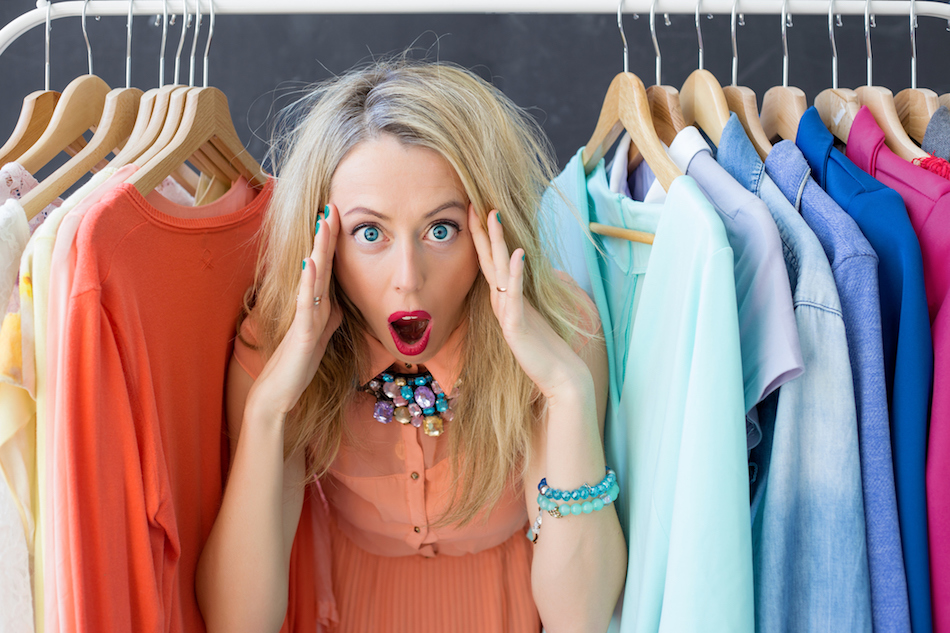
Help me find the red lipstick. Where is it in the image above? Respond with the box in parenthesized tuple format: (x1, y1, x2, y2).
(388, 311, 433, 356)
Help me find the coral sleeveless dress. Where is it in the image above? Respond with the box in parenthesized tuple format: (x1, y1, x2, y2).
(234, 317, 540, 633)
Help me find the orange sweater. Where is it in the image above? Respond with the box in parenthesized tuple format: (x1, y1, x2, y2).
(50, 179, 270, 632)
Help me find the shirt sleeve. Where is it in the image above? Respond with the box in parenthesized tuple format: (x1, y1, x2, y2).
(233, 312, 265, 380)
(51, 289, 171, 632)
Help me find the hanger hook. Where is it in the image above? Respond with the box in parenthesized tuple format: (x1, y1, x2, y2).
(781, 0, 790, 87)
(174, 0, 191, 85)
(864, 0, 873, 86)
(909, 0, 917, 89)
(203, 0, 214, 87)
(45, 0, 52, 91)
(158, 0, 168, 87)
(650, 0, 661, 85)
(695, 0, 704, 70)
(730, 0, 739, 86)
(125, 0, 134, 89)
(190, 0, 203, 87)
(828, 0, 838, 89)
(81, 0, 93, 76)
(617, 0, 629, 74)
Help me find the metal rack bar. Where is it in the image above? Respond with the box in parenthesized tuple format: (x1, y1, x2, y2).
(3, 0, 949, 58)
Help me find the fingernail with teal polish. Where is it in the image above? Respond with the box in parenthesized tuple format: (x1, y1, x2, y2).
(496, 211, 502, 225)
(522, 253, 526, 261)
(315, 219, 321, 235)
(324, 204, 331, 219)
(302, 259, 306, 270)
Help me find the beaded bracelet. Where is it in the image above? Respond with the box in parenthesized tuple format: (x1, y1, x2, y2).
(537, 468, 616, 502)
(526, 471, 620, 543)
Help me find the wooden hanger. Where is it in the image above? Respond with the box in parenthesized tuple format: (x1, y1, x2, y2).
(724, 86, 771, 160)
(721, 1, 770, 159)
(940, 94, 950, 110)
(0, 91, 63, 166)
(892, 0, 938, 144)
(126, 85, 266, 196)
(894, 88, 939, 144)
(20, 86, 142, 220)
(814, 88, 861, 143)
(627, 2, 685, 171)
(17, 75, 112, 175)
(856, 86, 927, 160)
(582, 72, 682, 245)
(759, 0, 806, 144)
(679, 69, 730, 147)
(854, 0, 926, 161)
(760, 86, 807, 142)
(813, 0, 860, 144)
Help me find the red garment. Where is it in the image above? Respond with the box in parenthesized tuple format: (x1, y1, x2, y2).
(845, 106, 950, 632)
(913, 155, 950, 181)
(50, 179, 270, 632)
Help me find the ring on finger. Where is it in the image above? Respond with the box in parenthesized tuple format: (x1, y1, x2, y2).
(496, 286, 507, 293)
(314, 296, 322, 306)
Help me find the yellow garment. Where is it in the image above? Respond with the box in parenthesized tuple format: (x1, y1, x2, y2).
(0, 168, 118, 633)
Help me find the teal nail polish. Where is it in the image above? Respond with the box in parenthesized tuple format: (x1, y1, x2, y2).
(496, 211, 502, 225)
(315, 219, 321, 234)
(522, 253, 526, 261)
(324, 204, 331, 219)
(302, 259, 306, 270)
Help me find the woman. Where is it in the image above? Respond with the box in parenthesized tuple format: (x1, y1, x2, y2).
(196, 60, 626, 632)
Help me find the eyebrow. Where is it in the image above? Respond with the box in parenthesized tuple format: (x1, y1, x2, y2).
(343, 200, 467, 220)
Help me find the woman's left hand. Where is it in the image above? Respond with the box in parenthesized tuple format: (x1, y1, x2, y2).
(468, 205, 589, 399)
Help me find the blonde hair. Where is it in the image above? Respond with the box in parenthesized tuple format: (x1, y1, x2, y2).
(249, 59, 597, 525)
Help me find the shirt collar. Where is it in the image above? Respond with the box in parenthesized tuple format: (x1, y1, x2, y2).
(845, 106, 888, 176)
(765, 140, 812, 211)
(667, 125, 713, 172)
(359, 320, 465, 391)
(795, 107, 836, 190)
(717, 113, 767, 194)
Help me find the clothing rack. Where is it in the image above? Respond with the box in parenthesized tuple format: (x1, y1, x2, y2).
(2, 0, 950, 59)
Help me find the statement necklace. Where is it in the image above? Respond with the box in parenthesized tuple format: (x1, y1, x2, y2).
(364, 369, 459, 437)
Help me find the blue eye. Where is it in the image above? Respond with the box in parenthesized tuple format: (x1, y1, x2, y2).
(427, 222, 458, 242)
(356, 226, 380, 243)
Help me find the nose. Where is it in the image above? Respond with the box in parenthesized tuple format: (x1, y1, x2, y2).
(391, 239, 425, 294)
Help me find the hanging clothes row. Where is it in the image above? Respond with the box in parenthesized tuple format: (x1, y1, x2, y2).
(543, 4, 950, 633)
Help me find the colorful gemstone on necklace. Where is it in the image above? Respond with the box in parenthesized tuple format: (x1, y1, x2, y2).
(373, 401, 394, 424)
(382, 382, 400, 399)
(394, 406, 411, 424)
(414, 385, 435, 409)
(423, 415, 443, 437)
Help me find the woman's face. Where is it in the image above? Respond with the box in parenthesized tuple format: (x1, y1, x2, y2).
(331, 134, 480, 366)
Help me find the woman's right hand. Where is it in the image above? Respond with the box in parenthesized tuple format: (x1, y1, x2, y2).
(247, 204, 343, 419)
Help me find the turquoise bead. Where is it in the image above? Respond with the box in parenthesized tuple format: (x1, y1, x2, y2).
(570, 489, 582, 501)
(570, 503, 583, 516)
(537, 493, 545, 506)
(400, 385, 413, 399)
(436, 401, 448, 412)
(382, 373, 394, 382)
(582, 501, 594, 514)
(423, 407, 435, 415)
(414, 376, 428, 386)
(558, 504, 571, 516)
(592, 498, 605, 511)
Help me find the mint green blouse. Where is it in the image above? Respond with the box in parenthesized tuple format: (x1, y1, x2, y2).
(544, 152, 753, 632)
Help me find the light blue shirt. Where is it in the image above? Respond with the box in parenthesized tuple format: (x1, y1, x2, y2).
(545, 150, 753, 633)
(631, 128, 804, 451)
(714, 120, 872, 632)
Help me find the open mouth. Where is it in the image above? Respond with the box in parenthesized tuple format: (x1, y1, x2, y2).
(388, 311, 432, 356)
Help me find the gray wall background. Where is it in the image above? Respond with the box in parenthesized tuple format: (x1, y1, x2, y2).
(1, 2, 948, 173)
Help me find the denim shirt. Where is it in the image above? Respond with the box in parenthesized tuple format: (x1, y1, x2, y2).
(716, 118, 873, 633)
(768, 140, 908, 633)
(798, 106, 927, 633)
